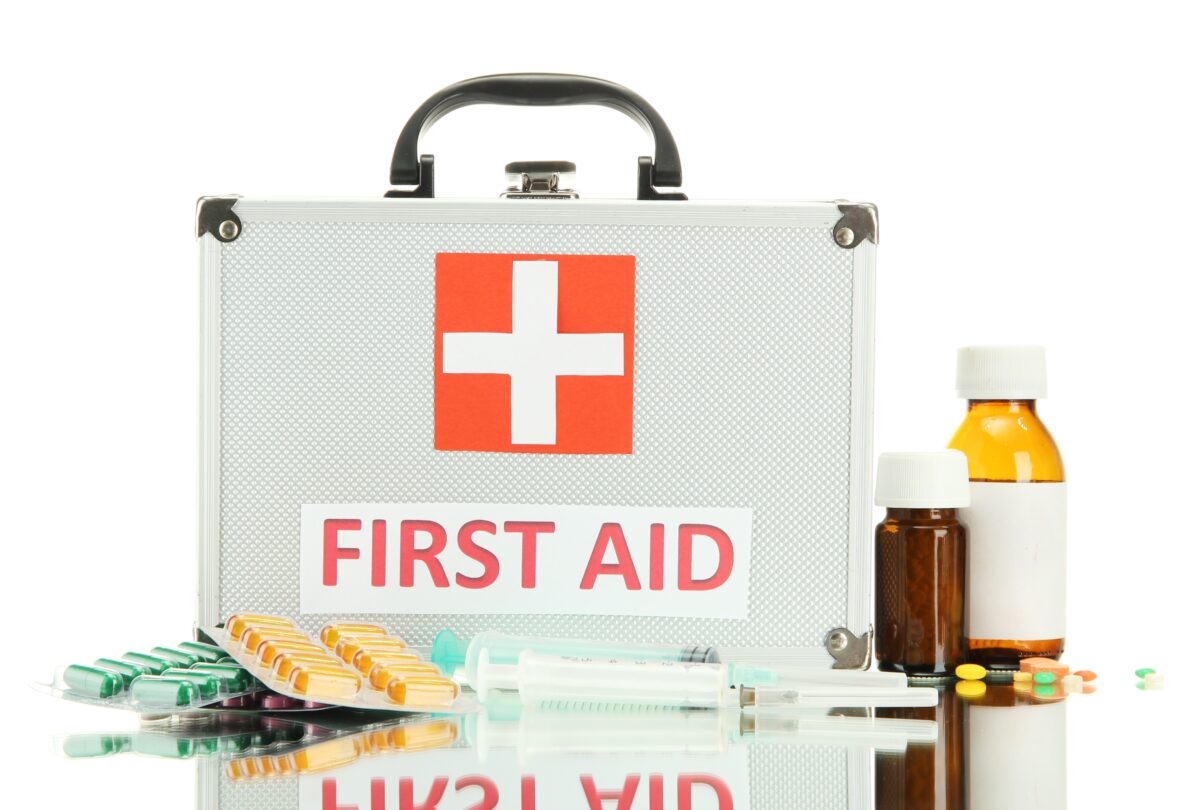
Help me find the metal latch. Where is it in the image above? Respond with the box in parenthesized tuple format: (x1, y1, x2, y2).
(502, 161, 580, 199)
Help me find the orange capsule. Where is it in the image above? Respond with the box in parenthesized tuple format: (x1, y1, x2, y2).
(319, 622, 389, 648)
(1073, 669, 1097, 682)
(242, 626, 311, 654)
(272, 651, 343, 682)
(289, 665, 361, 700)
(335, 636, 408, 664)
(289, 737, 361, 774)
(353, 649, 422, 675)
(257, 639, 327, 668)
(384, 674, 459, 708)
(388, 719, 458, 753)
(367, 661, 441, 690)
(225, 614, 294, 643)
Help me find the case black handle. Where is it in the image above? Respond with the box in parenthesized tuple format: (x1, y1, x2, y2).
(386, 73, 685, 200)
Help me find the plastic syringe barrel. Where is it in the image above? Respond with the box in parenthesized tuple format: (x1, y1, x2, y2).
(512, 651, 735, 708)
(444, 629, 719, 687)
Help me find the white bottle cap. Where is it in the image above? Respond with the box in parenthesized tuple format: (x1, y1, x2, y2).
(875, 451, 970, 508)
(956, 345, 1048, 400)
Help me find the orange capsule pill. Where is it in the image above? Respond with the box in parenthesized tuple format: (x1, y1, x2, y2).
(384, 674, 459, 708)
(272, 652, 343, 682)
(242, 626, 311, 654)
(367, 661, 441, 690)
(335, 636, 408, 664)
(289, 665, 361, 700)
(258, 639, 327, 668)
(319, 622, 389, 648)
(1074, 670, 1097, 682)
(225, 613, 294, 643)
(289, 737, 361, 774)
(1018, 657, 1070, 678)
(353, 650, 422, 675)
(388, 719, 458, 753)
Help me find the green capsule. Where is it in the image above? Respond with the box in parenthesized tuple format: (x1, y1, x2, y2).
(1033, 684, 1056, 697)
(62, 734, 131, 758)
(220, 733, 254, 754)
(150, 646, 202, 667)
(189, 663, 252, 692)
(132, 733, 196, 759)
(1033, 671, 1056, 684)
(130, 675, 201, 708)
(122, 652, 173, 675)
(216, 657, 237, 665)
(161, 668, 220, 700)
(1135, 667, 1156, 678)
(94, 658, 151, 688)
(177, 641, 226, 663)
(64, 664, 124, 699)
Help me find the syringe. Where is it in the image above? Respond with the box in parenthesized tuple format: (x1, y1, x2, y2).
(474, 650, 936, 709)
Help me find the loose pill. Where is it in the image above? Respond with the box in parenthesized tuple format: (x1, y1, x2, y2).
(272, 652, 343, 682)
(1083, 683, 1097, 694)
(225, 614, 294, 643)
(955, 679, 986, 698)
(353, 650, 421, 676)
(64, 664, 124, 699)
(93, 658, 151, 688)
(177, 641, 226, 663)
(1012, 671, 1033, 684)
(1033, 684, 1056, 698)
(257, 640, 327, 668)
(1033, 671, 1056, 684)
(161, 668, 221, 700)
(122, 652, 173, 675)
(1062, 674, 1083, 693)
(384, 674, 459, 708)
(1073, 670, 1097, 682)
(1144, 672, 1165, 690)
(130, 675, 201, 707)
(367, 661, 440, 691)
(1019, 657, 1070, 678)
(242, 626, 311, 654)
(289, 666, 361, 701)
(319, 622, 388, 648)
(1135, 667, 1156, 678)
(150, 646, 202, 667)
(335, 636, 409, 664)
(955, 663, 987, 681)
(189, 663, 253, 692)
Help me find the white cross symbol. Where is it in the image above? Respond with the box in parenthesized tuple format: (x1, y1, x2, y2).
(442, 260, 625, 445)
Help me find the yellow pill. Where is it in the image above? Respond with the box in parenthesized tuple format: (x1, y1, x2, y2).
(354, 650, 422, 676)
(242, 626, 311, 654)
(336, 636, 409, 664)
(362, 730, 392, 755)
(257, 639, 327, 668)
(272, 652, 343, 682)
(384, 674, 459, 708)
(289, 665, 361, 700)
(289, 737, 361, 775)
(955, 663, 987, 681)
(367, 661, 441, 691)
(955, 679, 987, 698)
(388, 719, 458, 753)
(1012, 671, 1033, 684)
(319, 622, 389, 648)
(225, 614, 293, 642)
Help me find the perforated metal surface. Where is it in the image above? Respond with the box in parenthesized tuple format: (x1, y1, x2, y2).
(203, 200, 871, 649)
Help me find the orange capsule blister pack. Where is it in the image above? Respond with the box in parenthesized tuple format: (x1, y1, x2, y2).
(209, 614, 475, 714)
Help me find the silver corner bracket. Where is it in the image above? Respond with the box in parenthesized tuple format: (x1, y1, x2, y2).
(196, 195, 243, 242)
(832, 202, 879, 249)
(824, 626, 873, 669)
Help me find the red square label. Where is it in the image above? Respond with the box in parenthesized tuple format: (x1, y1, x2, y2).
(434, 253, 635, 454)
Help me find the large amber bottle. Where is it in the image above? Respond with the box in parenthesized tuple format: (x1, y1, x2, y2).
(949, 346, 1066, 668)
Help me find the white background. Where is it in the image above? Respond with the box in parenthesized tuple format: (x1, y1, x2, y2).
(0, 1, 1195, 806)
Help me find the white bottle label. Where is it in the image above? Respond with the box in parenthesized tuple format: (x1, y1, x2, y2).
(962, 481, 1067, 641)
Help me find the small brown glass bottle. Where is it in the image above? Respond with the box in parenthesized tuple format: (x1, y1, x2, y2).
(874, 451, 969, 675)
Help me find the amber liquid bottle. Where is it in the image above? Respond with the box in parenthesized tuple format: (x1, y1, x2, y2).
(949, 347, 1066, 668)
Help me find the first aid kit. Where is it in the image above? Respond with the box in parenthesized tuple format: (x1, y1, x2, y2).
(196, 73, 877, 668)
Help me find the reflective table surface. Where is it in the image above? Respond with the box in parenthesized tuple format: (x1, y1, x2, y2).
(33, 674, 1183, 809)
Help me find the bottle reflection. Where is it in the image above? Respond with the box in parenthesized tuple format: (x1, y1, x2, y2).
(874, 681, 1067, 810)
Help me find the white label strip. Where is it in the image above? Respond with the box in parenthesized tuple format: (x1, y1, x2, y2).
(300, 503, 752, 619)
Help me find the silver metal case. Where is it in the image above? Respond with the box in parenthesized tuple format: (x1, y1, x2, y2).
(198, 196, 876, 667)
